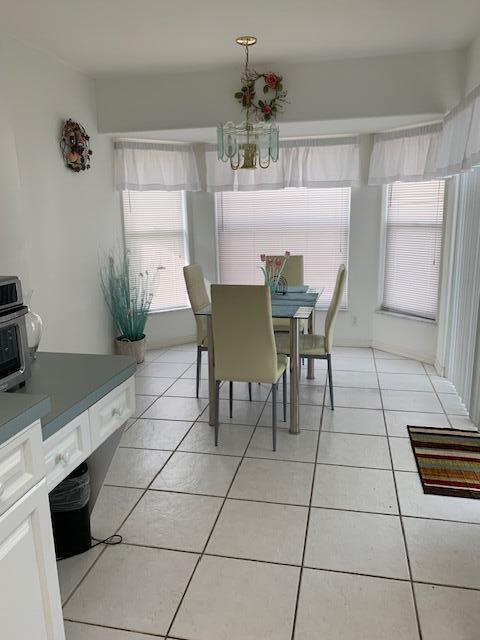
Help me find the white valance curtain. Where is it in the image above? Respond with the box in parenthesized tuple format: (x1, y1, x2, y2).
(114, 140, 201, 192)
(368, 124, 441, 185)
(368, 84, 480, 184)
(205, 136, 360, 192)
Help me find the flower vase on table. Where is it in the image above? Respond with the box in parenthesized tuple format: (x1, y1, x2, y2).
(260, 252, 290, 295)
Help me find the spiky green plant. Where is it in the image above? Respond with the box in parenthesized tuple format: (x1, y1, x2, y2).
(100, 253, 161, 342)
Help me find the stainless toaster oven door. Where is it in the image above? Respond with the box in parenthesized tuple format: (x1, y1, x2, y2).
(0, 313, 30, 391)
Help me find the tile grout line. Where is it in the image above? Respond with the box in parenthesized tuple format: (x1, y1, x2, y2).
(289, 363, 326, 640)
(62, 347, 473, 636)
(63, 618, 164, 638)
(100, 482, 480, 529)
(62, 360, 269, 621)
(61, 361, 226, 610)
(163, 379, 271, 639)
(373, 348, 424, 640)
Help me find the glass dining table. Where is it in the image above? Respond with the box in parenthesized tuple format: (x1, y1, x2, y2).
(194, 286, 322, 434)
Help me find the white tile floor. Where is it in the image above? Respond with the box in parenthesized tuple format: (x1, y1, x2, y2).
(60, 345, 480, 640)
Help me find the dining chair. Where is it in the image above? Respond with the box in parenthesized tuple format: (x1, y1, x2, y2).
(183, 264, 252, 411)
(275, 264, 347, 410)
(211, 285, 288, 450)
(267, 255, 304, 333)
(183, 264, 209, 398)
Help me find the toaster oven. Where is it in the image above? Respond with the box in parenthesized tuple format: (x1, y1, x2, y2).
(0, 277, 31, 391)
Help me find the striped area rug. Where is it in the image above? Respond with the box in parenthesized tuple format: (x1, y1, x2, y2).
(408, 426, 480, 499)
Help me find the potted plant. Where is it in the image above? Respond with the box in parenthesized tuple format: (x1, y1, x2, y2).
(100, 253, 162, 363)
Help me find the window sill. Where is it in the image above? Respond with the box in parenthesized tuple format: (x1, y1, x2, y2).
(375, 309, 437, 325)
(148, 305, 191, 315)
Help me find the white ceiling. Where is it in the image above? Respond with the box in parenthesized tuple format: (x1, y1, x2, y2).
(2, 0, 480, 77)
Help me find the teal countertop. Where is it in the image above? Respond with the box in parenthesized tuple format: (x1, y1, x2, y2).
(0, 352, 136, 445)
(0, 393, 51, 446)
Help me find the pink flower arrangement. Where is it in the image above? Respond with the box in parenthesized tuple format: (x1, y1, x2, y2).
(260, 251, 290, 293)
(264, 73, 280, 89)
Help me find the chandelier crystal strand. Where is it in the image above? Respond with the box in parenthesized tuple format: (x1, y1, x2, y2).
(217, 36, 283, 170)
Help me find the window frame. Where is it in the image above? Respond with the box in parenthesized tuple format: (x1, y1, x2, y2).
(121, 189, 191, 314)
(214, 187, 351, 310)
(378, 180, 447, 322)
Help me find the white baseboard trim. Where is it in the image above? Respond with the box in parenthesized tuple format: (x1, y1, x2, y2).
(332, 338, 372, 348)
(433, 358, 445, 377)
(371, 340, 435, 365)
(146, 335, 434, 364)
(146, 335, 197, 349)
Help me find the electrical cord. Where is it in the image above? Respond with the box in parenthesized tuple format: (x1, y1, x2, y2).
(56, 533, 123, 560)
(90, 534, 123, 549)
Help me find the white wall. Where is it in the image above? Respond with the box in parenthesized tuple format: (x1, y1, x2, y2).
(466, 34, 480, 94)
(96, 50, 465, 134)
(0, 36, 121, 354)
(0, 35, 454, 361)
(145, 135, 439, 362)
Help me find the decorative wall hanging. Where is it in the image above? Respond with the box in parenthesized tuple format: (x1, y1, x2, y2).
(60, 119, 92, 172)
(217, 36, 288, 170)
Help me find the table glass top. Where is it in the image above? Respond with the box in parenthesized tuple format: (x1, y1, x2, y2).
(195, 286, 323, 319)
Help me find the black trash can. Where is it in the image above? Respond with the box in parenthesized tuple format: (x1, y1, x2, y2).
(49, 462, 92, 560)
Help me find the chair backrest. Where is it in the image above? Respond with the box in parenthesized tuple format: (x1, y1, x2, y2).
(324, 264, 347, 353)
(211, 285, 279, 383)
(266, 255, 304, 286)
(183, 264, 209, 346)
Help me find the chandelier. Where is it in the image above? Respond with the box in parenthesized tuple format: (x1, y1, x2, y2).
(217, 36, 287, 170)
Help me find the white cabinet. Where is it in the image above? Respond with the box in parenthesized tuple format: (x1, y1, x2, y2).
(89, 377, 135, 448)
(0, 420, 44, 517)
(44, 411, 91, 492)
(0, 479, 65, 640)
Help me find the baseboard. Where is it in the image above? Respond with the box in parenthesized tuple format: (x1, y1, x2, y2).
(146, 335, 197, 349)
(332, 338, 372, 348)
(371, 340, 435, 365)
(433, 358, 445, 377)
(146, 334, 434, 364)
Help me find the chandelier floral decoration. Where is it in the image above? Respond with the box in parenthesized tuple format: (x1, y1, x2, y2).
(217, 36, 288, 170)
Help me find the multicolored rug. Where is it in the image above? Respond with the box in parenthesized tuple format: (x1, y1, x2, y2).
(408, 426, 480, 499)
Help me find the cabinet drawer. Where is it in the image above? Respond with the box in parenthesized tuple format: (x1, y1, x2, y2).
(0, 420, 44, 517)
(89, 377, 135, 448)
(44, 411, 91, 491)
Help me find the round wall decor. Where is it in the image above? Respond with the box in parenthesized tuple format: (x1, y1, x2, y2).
(60, 119, 92, 172)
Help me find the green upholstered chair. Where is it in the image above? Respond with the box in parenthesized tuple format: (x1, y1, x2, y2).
(183, 264, 252, 411)
(211, 285, 288, 450)
(275, 264, 347, 409)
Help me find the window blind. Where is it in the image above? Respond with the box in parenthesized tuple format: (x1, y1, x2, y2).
(215, 187, 350, 307)
(122, 190, 189, 312)
(382, 180, 445, 320)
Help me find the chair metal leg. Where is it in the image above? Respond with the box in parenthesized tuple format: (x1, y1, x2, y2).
(327, 354, 334, 410)
(229, 381, 233, 418)
(248, 382, 252, 401)
(282, 370, 287, 422)
(214, 380, 220, 446)
(196, 346, 202, 398)
(272, 383, 277, 451)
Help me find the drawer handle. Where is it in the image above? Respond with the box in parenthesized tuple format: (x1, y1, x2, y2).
(55, 451, 71, 466)
(0, 482, 4, 499)
(112, 407, 125, 419)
